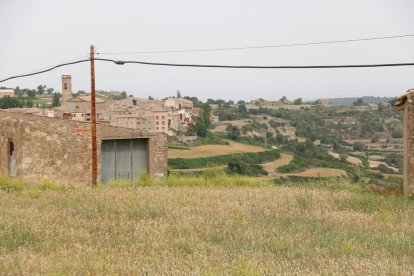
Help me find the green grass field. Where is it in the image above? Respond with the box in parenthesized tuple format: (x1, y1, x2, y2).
(0, 177, 413, 274)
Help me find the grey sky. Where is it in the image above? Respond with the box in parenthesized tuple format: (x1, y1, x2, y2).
(1, 0, 413, 101)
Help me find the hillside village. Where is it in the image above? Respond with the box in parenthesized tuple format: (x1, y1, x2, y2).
(0, 77, 408, 192)
(1, 75, 218, 139)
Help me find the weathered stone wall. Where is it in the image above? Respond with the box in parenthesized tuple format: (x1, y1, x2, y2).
(0, 111, 167, 187)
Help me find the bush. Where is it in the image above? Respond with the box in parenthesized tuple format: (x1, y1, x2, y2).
(227, 161, 267, 176)
(391, 129, 403, 138)
(353, 142, 367, 151)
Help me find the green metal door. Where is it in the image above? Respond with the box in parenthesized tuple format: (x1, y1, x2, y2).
(101, 139, 148, 183)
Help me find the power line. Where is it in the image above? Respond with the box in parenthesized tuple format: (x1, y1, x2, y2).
(1, 57, 414, 83)
(0, 55, 89, 80)
(0, 59, 90, 83)
(96, 34, 414, 55)
(104, 59, 414, 69)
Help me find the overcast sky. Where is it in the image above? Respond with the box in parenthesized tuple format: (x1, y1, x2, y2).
(1, 0, 413, 101)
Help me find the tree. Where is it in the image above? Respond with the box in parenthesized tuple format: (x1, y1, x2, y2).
(189, 116, 208, 137)
(370, 135, 379, 143)
(293, 98, 303, 105)
(184, 96, 203, 107)
(0, 97, 24, 109)
(201, 103, 211, 125)
(238, 104, 247, 113)
(52, 93, 61, 107)
(27, 90, 37, 98)
(15, 86, 23, 97)
(177, 90, 181, 98)
(391, 129, 403, 138)
(120, 91, 127, 99)
(353, 142, 367, 151)
(276, 133, 285, 144)
(353, 98, 364, 106)
(148, 96, 154, 100)
(226, 125, 241, 141)
(47, 88, 54, 94)
(279, 96, 288, 102)
(25, 99, 34, 108)
(36, 85, 46, 95)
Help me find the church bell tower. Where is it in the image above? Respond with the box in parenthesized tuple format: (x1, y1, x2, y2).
(61, 75, 72, 102)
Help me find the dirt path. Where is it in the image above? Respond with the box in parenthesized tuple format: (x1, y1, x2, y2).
(168, 141, 265, 159)
(261, 153, 293, 174)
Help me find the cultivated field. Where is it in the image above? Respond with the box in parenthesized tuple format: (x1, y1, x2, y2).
(1, 181, 413, 274)
(211, 120, 249, 133)
(168, 141, 265, 159)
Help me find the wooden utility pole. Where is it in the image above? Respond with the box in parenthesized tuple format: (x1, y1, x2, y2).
(90, 45, 97, 187)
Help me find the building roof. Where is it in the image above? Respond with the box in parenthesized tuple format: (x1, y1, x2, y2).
(395, 88, 414, 107)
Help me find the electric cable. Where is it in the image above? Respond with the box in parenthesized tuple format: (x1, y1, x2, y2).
(96, 34, 414, 55)
(1, 57, 414, 84)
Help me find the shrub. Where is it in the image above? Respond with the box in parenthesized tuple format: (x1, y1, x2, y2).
(353, 142, 367, 151)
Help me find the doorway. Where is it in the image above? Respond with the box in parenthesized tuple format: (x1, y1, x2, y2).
(101, 139, 148, 183)
(8, 139, 15, 176)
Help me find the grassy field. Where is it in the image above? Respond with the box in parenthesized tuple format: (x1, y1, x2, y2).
(168, 141, 265, 159)
(0, 177, 413, 274)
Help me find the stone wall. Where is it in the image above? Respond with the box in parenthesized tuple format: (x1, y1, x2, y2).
(0, 111, 167, 187)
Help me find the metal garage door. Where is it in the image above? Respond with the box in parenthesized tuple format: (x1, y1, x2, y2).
(101, 139, 148, 183)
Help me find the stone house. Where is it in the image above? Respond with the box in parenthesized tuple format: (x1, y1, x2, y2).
(164, 97, 193, 112)
(0, 89, 15, 98)
(368, 103, 379, 111)
(0, 111, 167, 187)
(395, 88, 414, 195)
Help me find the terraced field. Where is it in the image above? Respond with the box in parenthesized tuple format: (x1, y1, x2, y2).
(168, 141, 265, 159)
(173, 152, 347, 179)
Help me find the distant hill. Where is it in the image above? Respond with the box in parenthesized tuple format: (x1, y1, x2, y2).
(328, 96, 395, 105)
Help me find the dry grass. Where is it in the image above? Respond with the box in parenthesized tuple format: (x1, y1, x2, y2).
(0, 178, 413, 274)
(168, 141, 265, 159)
(346, 156, 363, 167)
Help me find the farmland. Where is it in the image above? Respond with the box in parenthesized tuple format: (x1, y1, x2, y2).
(0, 179, 413, 274)
(179, 98, 404, 186)
(168, 141, 265, 159)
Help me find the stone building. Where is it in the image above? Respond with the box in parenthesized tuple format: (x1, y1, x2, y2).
(395, 88, 414, 195)
(368, 103, 379, 111)
(0, 89, 15, 98)
(0, 111, 167, 187)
